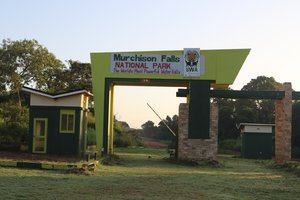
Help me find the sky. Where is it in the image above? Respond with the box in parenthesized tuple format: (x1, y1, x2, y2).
(1, 0, 300, 128)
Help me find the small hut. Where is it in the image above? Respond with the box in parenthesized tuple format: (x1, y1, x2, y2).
(22, 87, 93, 156)
(239, 123, 274, 159)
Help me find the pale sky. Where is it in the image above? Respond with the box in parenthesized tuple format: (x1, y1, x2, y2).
(1, 0, 300, 128)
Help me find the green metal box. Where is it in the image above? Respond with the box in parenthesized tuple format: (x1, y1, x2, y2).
(240, 123, 274, 159)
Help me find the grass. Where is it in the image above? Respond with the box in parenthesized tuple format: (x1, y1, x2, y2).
(0, 148, 300, 200)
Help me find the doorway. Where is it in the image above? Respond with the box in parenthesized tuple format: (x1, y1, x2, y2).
(113, 86, 185, 152)
(105, 79, 189, 154)
(33, 118, 48, 153)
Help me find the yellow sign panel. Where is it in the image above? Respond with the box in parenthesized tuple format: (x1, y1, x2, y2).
(91, 49, 250, 83)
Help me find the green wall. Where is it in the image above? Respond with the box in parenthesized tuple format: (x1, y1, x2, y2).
(29, 106, 83, 156)
(241, 133, 273, 159)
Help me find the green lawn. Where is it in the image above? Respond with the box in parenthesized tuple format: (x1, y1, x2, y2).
(0, 148, 300, 200)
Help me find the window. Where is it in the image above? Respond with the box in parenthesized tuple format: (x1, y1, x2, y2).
(60, 110, 75, 133)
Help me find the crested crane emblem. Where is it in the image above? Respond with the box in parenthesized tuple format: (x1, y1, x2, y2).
(184, 49, 200, 67)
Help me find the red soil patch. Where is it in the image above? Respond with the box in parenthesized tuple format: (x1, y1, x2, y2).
(142, 139, 168, 149)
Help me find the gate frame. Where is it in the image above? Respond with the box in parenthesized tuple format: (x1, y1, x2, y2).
(91, 49, 250, 155)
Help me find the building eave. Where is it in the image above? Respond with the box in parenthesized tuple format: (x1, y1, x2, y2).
(22, 86, 93, 99)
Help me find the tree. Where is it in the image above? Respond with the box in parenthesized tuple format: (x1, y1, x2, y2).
(215, 98, 239, 140)
(157, 115, 178, 140)
(237, 76, 280, 124)
(0, 100, 29, 146)
(140, 115, 178, 140)
(141, 120, 155, 130)
(216, 76, 281, 141)
(58, 60, 92, 92)
(234, 99, 258, 123)
(141, 120, 157, 138)
(0, 39, 64, 105)
(113, 117, 142, 147)
(241, 76, 280, 91)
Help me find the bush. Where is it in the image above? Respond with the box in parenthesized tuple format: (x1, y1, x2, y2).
(219, 138, 241, 153)
(0, 123, 28, 150)
(167, 137, 177, 149)
(86, 127, 143, 148)
(87, 128, 96, 146)
(0, 101, 29, 150)
(114, 130, 143, 148)
(114, 136, 128, 148)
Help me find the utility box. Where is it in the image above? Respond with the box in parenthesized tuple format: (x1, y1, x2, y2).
(239, 123, 274, 159)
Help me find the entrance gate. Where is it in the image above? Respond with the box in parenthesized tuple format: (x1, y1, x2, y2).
(91, 49, 297, 163)
(91, 49, 250, 155)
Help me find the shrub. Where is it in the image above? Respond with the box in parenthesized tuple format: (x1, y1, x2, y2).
(219, 138, 241, 153)
(114, 130, 143, 148)
(87, 128, 96, 146)
(0, 101, 29, 150)
(0, 123, 28, 150)
(114, 136, 128, 147)
(167, 137, 177, 149)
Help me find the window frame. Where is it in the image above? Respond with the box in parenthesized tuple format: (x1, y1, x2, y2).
(60, 110, 75, 133)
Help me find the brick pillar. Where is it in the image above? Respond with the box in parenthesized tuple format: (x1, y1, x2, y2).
(177, 103, 218, 161)
(178, 104, 189, 160)
(275, 82, 292, 164)
(210, 103, 218, 155)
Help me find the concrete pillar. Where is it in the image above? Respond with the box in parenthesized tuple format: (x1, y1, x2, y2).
(275, 82, 292, 164)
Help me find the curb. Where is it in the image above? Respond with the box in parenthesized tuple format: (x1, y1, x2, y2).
(0, 160, 99, 171)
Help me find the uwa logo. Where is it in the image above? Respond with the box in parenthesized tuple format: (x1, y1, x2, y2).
(183, 48, 201, 77)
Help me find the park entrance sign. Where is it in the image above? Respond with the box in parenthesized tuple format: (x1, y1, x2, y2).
(110, 48, 204, 77)
(91, 48, 250, 154)
(110, 53, 183, 75)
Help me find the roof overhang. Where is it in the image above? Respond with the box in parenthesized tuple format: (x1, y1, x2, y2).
(238, 123, 275, 129)
(22, 86, 93, 99)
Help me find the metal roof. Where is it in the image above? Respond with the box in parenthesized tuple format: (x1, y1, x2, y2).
(22, 86, 93, 99)
(238, 123, 275, 129)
